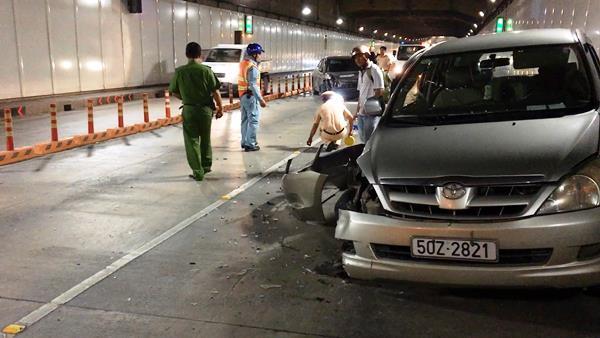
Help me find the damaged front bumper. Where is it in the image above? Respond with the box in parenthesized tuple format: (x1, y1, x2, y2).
(281, 144, 364, 223)
(335, 209, 600, 288)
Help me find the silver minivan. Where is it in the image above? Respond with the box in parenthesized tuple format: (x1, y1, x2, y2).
(283, 29, 600, 288)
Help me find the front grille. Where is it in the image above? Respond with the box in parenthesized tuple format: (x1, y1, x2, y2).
(372, 244, 552, 266)
(391, 202, 527, 218)
(384, 184, 545, 220)
(335, 82, 357, 89)
(391, 184, 542, 197)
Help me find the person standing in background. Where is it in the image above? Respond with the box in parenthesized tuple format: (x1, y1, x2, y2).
(376, 46, 392, 72)
(352, 45, 385, 143)
(238, 43, 267, 152)
(169, 42, 223, 181)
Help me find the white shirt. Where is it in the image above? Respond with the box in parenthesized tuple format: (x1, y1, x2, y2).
(376, 53, 392, 71)
(314, 95, 353, 142)
(357, 61, 384, 115)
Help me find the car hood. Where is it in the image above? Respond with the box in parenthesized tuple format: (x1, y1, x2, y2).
(358, 110, 599, 184)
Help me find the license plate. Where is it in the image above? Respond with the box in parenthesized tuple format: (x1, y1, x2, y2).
(411, 237, 498, 262)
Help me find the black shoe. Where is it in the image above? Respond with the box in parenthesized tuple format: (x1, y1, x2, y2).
(188, 174, 203, 181)
(244, 145, 260, 152)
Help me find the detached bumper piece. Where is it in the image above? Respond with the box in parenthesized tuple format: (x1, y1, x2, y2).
(282, 170, 328, 223)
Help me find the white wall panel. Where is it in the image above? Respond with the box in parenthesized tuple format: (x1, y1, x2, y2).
(586, 0, 600, 49)
(122, 10, 144, 86)
(484, 0, 600, 49)
(0, 1, 22, 99)
(172, 1, 187, 67)
(100, 0, 125, 89)
(572, 0, 590, 30)
(47, 0, 79, 94)
(2, 0, 376, 99)
(158, 0, 174, 82)
(186, 3, 200, 44)
(141, 0, 160, 84)
(209, 9, 221, 45)
(13, 0, 53, 96)
(198, 5, 212, 48)
(76, 0, 104, 91)
(223, 10, 233, 43)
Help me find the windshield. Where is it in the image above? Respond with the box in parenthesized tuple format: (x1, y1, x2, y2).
(205, 48, 241, 62)
(397, 45, 425, 61)
(326, 58, 359, 72)
(387, 44, 594, 125)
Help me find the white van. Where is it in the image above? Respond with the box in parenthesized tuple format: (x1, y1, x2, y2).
(203, 44, 270, 95)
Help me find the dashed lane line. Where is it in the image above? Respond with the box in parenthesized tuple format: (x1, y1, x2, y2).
(4, 139, 320, 336)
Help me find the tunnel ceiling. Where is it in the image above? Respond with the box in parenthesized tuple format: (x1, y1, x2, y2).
(195, 0, 506, 39)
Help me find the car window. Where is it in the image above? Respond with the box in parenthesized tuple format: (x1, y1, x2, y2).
(326, 58, 359, 72)
(318, 59, 325, 72)
(388, 44, 593, 125)
(205, 49, 242, 62)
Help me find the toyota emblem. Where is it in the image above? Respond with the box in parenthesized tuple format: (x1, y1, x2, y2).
(442, 183, 466, 200)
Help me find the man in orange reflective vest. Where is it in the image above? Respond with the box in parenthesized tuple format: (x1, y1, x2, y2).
(238, 43, 267, 151)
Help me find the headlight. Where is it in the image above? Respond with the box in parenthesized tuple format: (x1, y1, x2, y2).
(537, 158, 600, 215)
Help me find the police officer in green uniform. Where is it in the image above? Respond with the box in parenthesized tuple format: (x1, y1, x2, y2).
(169, 42, 223, 181)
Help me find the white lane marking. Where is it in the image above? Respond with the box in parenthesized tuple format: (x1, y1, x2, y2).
(11, 139, 320, 333)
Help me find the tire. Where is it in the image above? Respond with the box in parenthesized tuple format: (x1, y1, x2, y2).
(334, 189, 357, 221)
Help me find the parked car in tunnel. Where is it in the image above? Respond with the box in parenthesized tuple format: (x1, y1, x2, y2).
(312, 56, 360, 100)
(203, 44, 271, 96)
(283, 29, 600, 288)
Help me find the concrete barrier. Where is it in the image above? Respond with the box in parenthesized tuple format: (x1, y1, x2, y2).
(33, 137, 80, 155)
(0, 146, 37, 165)
(136, 120, 162, 133)
(76, 130, 113, 146)
(0, 79, 311, 166)
(107, 125, 138, 138)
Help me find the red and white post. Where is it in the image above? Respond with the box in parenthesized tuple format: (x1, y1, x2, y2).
(87, 99, 94, 134)
(285, 76, 289, 93)
(49, 104, 58, 142)
(164, 90, 171, 118)
(117, 96, 124, 128)
(277, 77, 282, 95)
(302, 74, 307, 93)
(143, 93, 149, 123)
(4, 108, 14, 151)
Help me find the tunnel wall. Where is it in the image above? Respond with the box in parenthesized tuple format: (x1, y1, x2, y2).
(0, 0, 394, 101)
(483, 0, 600, 49)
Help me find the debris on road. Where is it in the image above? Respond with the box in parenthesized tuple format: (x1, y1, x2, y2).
(260, 284, 282, 290)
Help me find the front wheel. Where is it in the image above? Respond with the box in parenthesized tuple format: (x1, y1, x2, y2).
(334, 189, 358, 221)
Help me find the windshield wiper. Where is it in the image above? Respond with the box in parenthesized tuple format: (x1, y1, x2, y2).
(389, 114, 437, 126)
